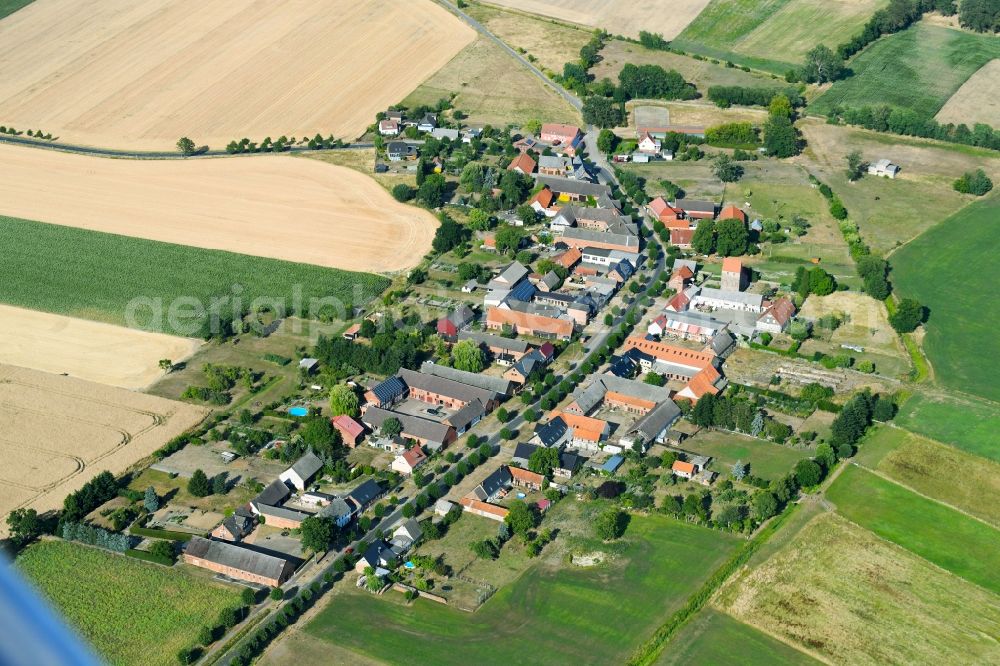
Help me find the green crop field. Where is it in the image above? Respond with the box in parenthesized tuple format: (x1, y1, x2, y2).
(855, 426, 1000, 527)
(300, 515, 740, 665)
(682, 429, 812, 481)
(0, 0, 33, 20)
(658, 608, 819, 665)
(890, 194, 1000, 403)
(811, 24, 1000, 119)
(673, 0, 885, 74)
(894, 391, 1000, 463)
(827, 465, 1000, 595)
(0, 216, 389, 338)
(17, 541, 239, 666)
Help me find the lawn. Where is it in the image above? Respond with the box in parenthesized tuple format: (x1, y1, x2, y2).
(890, 193, 1000, 403)
(658, 608, 819, 665)
(300, 512, 740, 665)
(894, 391, 1000, 463)
(672, 0, 884, 74)
(826, 464, 1000, 595)
(403, 34, 580, 128)
(810, 23, 1000, 119)
(716, 512, 1000, 665)
(17, 540, 240, 666)
(0, 215, 389, 338)
(854, 425, 1000, 528)
(683, 429, 812, 481)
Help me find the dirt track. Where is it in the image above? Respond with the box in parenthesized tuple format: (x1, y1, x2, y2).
(0, 144, 438, 272)
(0, 0, 474, 149)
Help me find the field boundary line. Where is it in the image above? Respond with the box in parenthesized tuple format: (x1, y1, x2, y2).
(709, 605, 835, 666)
(848, 461, 1000, 531)
(833, 510, 1000, 599)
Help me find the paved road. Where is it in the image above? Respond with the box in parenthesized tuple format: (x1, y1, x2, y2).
(435, 0, 582, 112)
(0, 134, 375, 159)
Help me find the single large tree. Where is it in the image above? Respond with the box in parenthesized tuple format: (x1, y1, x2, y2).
(712, 154, 743, 183)
(329, 384, 360, 418)
(763, 115, 799, 158)
(188, 469, 211, 497)
(690, 219, 716, 254)
(594, 508, 627, 541)
(889, 298, 926, 333)
(714, 218, 749, 256)
(300, 515, 336, 553)
(143, 486, 159, 513)
(801, 45, 845, 83)
(451, 339, 486, 373)
(504, 500, 538, 538)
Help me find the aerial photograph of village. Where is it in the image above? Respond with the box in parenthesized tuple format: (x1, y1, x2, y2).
(0, 0, 997, 664)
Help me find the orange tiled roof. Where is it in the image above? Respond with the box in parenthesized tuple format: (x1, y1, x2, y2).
(509, 466, 544, 485)
(550, 411, 606, 442)
(531, 187, 554, 208)
(508, 152, 537, 174)
(673, 460, 696, 474)
(719, 205, 747, 223)
(460, 496, 509, 518)
(624, 336, 715, 368)
(555, 247, 582, 269)
(721, 257, 743, 273)
(670, 228, 695, 244)
(487, 307, 573, 337)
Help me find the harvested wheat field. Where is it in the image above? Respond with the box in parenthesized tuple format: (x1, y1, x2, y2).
(0, 365, 205, 532)
(485, 0, 712, 39)
(0, 144, 437, 272)
(0, 305, 201, 390)
(0, 0, 474, 149)
(935, 59, 1000, 128)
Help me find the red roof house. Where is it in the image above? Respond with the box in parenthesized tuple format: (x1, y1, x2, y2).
(508, 152, 537, 175)
(670, 228, 695, 249)
(648, 196, 683, 223)
(718, 205, 748, 223)
(331, 414, 365, 448)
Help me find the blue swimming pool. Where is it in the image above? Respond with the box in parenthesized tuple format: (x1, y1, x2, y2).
(288, 406, 308, 417)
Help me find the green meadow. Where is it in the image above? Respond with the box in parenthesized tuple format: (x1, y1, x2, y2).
(658, 608, 819, 665)
(811, 23, 1000, 119)
(301, 514, 740, 665)
(894, 391, 1000, 463)
(890, 194, 1000, 403)
(827, 465, 1000, 595)
(0, 216, 389, 337)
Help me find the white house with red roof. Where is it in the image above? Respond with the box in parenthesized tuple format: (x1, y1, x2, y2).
(637, 132, 661, 154)
(391, 446, 428, 476)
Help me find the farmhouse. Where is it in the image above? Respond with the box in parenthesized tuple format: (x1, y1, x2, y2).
(503, 349, 547, 384)
(486, 304, 574, 340)
(257, 504, 311, 530)
(529, 187, 558, 216)
(183, 537, 295, 587)
(623, 337, 715, 378)
(648, 197, 684, 224)
(332, 414, 365, 448)
(559, 227, 639, 253)
(364, 376, 407, 409)
(346, 479, 385, 513)
(508, 152, 537, 175)
(868, 159, 900, 178)
(419, 361, 514, 397)
(537, 176, 614, 205)
(675, 199, 717, 220)
(691, 287, 764, 313)
(509, 466, 544, 491)
(386, 142, 417, 161)
(670, 228, 695, 249)
(444, 399, 487, 435)
(210, 508, 255, 543)
(552, 206, 633, 233)
(756, 297, 797, 334)
(459, 497, 509, 522)
(250, 479, 291, 516)
(650, 311, 728, 343)
(379, 119, 400, 136)
(436, 305, 475, 338)
(551, 410, 610, 450)
(397, 368, 498, 411)
(361, 407, 455, 449)
(567, 374, 673, 416)
(279, 451, 324, 491)
(540, 123, 583, 155)
(456, 330, 531, 362)
(637, 132, 662, 154)
(668, 265, 695, 292)
(618, 399, 682, 453)
(391, 446, 428, 476)
(538, 155, 588, 179)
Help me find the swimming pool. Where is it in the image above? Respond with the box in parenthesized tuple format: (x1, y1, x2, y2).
(288, 406, 308, 417)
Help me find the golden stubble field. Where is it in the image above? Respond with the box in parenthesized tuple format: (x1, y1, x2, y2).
(0, 305, 202, 390)
(484, 0, 713, 39)
(0, 0, 474, 149)
(0, 144, 438, 272)
(935, 59, 1000, 128)
(0, 365, 206, 532)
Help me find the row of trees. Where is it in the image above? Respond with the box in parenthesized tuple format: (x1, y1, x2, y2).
(707, 85, 804, 109)
(832, 105, 1000, 151)
(61, 521, 134, 553)
(689, 393, 794, 444)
